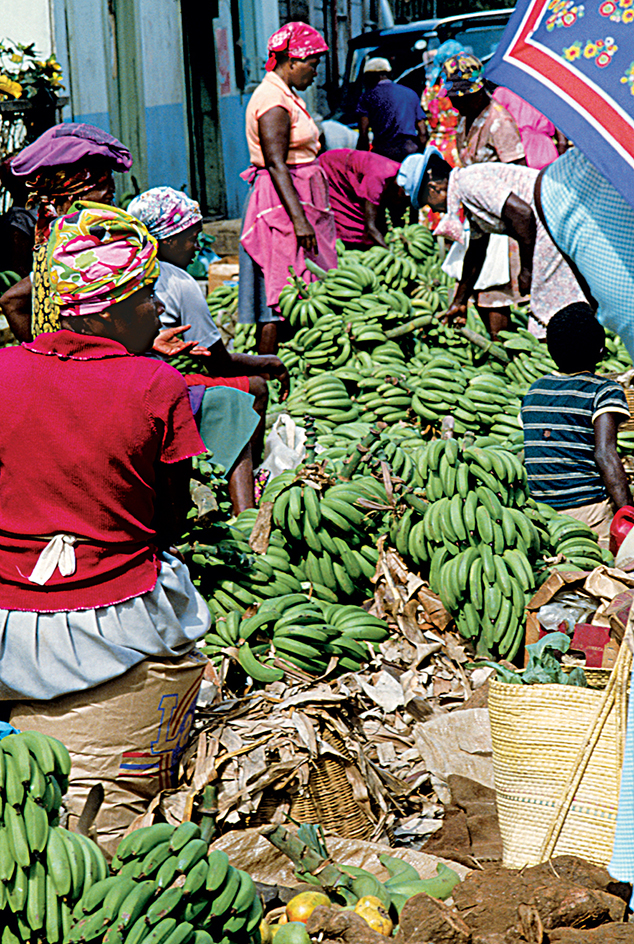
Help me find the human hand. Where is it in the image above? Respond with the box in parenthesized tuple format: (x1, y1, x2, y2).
(518, 266, 532, 297)
(442, 302, 468, 327)
(270, 357, 290, 401)
(153, 325, 198, 357)
(189, 344, 212, 356)
(294, 219, 318, 255)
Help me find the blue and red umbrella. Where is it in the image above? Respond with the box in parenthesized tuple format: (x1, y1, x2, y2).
(486, 0, 634, 206)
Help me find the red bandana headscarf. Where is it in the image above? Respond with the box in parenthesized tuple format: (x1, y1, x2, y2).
(265, 22, 328, 72)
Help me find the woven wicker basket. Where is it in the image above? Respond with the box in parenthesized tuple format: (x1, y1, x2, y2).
(249, 728, 374, 841)
(489, 644, 632, 868)
(289, 728, 374, 840)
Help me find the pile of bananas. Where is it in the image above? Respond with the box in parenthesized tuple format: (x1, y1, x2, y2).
(0, 730, 109, 944)
(283, 374, 359, 427)
(267, 473, 384, 601)
(65, 821, 261, 944)
(202, 594, 389, 682)
(388, 439, 538, 659)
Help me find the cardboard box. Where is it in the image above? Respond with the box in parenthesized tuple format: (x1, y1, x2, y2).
(11, 650, 207, 856)
(208, 256, 239, 295)
(523, 568, 631, 669)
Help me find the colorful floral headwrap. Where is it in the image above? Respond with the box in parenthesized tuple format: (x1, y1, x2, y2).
(265, 22, 328, 72)
(441, 53, 485, 97)
(426, 41, 468, 88)
(47, 202, 160, 318)
(127, 187, 203, 241)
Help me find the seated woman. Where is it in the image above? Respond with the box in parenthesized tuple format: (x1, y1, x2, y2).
(0, 123, 133, 340)
(128, 187, 290, 512)
(0, 204, 210, 836)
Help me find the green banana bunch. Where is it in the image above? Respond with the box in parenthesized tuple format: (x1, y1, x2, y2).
(60, 822, 262, 944)
(284, 374, 359, 427)
(385, 222, 437, 263)
(410, 355, 470, 428)
(546, 513, 610, 571)
(270, 474, 385, 602)
(356, 378, 412, 425)
(0, 730, 109, 944)
(204, 589, 389, 681)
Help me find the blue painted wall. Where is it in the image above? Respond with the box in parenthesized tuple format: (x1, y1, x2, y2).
(51, 0, 189, 196)
(145, 102, 190, 192)
(218, 95, 250, 218)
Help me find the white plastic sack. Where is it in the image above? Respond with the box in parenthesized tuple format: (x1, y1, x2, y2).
(258, 414, 308, 480)
(441, 221, 510, 290)
(476, 235, 510, 290)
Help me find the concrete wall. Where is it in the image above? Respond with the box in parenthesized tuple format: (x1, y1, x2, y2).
(47, 0, 189, 196)
(213, 0, 280, 218)
(0, 0, 54, 58)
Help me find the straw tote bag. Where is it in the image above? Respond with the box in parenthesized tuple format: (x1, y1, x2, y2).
(489, 637, 632, 868)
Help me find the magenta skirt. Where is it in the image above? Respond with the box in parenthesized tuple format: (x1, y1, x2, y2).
(239, 160, 338, 310)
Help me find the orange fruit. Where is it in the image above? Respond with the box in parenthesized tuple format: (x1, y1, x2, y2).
(354, 895, 394, 936)
(286, 890, 331, 923)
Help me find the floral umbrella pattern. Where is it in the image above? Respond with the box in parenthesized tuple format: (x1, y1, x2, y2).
(485, 0, 634, 206)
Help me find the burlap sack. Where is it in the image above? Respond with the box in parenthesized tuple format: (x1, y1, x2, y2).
(11, 650, 207, 857)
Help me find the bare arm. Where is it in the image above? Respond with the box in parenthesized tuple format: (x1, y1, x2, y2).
(0, 276, 33, 342)
(501, 192, 536, 296)
(362, 199, 386, 247)
(594, 412, 632, 508)
(204, 339, 290, 401)
(153, 458, 193, 549)
(258, 107, 317, 255)
(444, 232, 489, 326)
(416, 118, 429, 150)
(554, 129, 569, 156)
(357, 116, 370, 151)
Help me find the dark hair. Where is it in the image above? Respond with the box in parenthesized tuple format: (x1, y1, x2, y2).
(546, 302, 605, 372)
(426, 153, 452, 183)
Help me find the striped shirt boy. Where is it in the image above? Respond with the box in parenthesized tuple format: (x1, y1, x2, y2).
(521, 373, 629, 509)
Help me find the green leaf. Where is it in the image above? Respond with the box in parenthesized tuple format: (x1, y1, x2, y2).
(526, 631, 571, 661)
(565, 667, 588, 687)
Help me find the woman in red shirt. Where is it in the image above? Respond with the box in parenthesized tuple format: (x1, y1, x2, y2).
(0, 203, 210, 701)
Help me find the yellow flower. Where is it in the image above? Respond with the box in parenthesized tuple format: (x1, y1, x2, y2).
(10, 53, 22, 64)
(0, 75, 22, 98)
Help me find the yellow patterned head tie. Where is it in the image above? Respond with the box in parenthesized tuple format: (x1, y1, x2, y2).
(441, 54, 485, 96)
(46, 201, 160, 317)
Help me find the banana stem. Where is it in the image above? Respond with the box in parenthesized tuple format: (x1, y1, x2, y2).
(385, 314, 434, 338)
(260, 824, 350, 889)
(199, 783, 218, 844)
(304, 259, 330, 280)
(457, 326, 509, 364)
(339, 425, 384, 481)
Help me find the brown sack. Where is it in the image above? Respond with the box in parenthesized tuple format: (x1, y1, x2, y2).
(11, 650, 206, 856)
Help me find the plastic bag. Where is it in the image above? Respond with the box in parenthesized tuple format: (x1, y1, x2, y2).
(441, 221, 510, 289)
(258, 413, 319, 481)
(537, 590, 598, 634)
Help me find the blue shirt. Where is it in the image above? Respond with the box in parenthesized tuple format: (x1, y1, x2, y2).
(521, 372, 629, 509)
(356, 80, 424, 159)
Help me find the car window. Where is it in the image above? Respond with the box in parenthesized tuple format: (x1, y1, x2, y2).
(450, 24, 510, 62)
(349, 46, 380, 83)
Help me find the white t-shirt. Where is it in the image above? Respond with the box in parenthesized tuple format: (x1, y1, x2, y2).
(155, 261, 221, 350)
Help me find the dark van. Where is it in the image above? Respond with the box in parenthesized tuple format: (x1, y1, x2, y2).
(333, 9, 514, 124)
